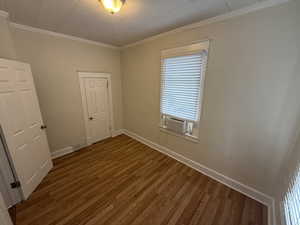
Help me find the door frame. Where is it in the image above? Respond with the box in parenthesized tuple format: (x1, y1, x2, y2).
(78, 72, 114, 146)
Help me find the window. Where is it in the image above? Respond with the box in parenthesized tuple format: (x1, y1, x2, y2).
(282, 164, 300, 225)
(160, 41, 209, 139)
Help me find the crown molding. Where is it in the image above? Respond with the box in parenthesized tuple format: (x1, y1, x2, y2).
(0, 10, 9, 19)
(10, 22, 120, 50)
(122, 0, 290, 49)
(2, 0, 290, 49)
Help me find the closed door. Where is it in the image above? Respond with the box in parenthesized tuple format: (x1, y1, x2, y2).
(0, 58, 53, 199)
(81, 77, 111, 145)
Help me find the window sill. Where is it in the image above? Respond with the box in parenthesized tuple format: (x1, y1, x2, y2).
(159, 126, 200, 143)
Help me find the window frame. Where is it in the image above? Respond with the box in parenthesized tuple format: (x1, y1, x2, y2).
(159, 40, 210, 141)
(281, 164, 300, 225)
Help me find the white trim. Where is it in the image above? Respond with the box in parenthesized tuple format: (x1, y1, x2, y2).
(159, 127, 200, 143)
(78, 72, 113, 79)
(51, 146, 74, 159)
(112, 129, 124, 137)
(78, 72, 115, 146)
(280, 201, 287, 225)
(51, 143, 89, 159)
(51, 130, 124, 159)
(10, 22, 119, 49)
(122, 0, 290, 49)
(3, 0, 289, 49)
(122, 129, 276, 225)
(161, 40, 210, 58)
(52, 129, 123, 159)
(0, 10, 9, 19)
(272, 199, 277, 225)
(160, 41, 209, 141)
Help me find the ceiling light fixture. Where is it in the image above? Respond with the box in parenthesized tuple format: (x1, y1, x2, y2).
(100, 0, 126, 14)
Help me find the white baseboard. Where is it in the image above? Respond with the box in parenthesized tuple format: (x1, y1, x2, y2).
(51, 130, 123, 159)
(51, 146, 74, 159)
(112, 129, 124, 137)
(50, 129, 276, 225)
(122, 129, 276, 225)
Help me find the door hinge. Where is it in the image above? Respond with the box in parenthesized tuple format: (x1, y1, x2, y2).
(10, 181, 21, 189)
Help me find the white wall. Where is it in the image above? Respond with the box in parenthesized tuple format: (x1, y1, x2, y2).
(121, 0, 300, 197)
(1, 2, 300, 224)
(0, 14, 16, 59)
(12, 28, 123, 153)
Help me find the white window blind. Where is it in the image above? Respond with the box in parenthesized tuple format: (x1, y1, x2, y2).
(283, 165, 300, 225)
(160, 52, 206, 121)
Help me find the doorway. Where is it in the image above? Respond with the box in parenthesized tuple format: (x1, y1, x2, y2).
(78, 72, 114, 146)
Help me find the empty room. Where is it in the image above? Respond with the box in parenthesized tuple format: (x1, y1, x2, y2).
(0, 0, 299, 225)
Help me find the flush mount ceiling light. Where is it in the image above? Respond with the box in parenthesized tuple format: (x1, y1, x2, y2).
(100, 0, 126, 14)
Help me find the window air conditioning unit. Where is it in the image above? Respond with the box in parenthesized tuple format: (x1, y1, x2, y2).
(165, 117, 187, 135)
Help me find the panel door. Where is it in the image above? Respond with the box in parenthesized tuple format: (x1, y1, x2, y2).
(84, 78, 110, 144)
(0, 58, 53, 199)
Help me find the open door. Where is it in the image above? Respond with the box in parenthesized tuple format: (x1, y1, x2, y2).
(0, 58, 53, 199)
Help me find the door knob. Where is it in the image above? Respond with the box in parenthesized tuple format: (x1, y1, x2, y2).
(89, 117, 94, 120)
(40, 125, 47, 130)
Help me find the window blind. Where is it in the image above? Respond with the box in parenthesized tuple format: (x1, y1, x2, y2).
(160, 52, 205, 121)
(283, 164, 300, 225)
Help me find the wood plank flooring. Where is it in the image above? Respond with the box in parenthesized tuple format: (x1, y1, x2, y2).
(16, 134, 268, 225)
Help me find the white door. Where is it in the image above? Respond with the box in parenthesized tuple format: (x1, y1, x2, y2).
(0, 58, 53, 199)
(0, 193, 12, 225)
(84, 78, 111, 144)
(80, 75, 111, 145)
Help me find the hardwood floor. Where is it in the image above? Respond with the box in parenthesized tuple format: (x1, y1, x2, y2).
(16, 134, 268, 225)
